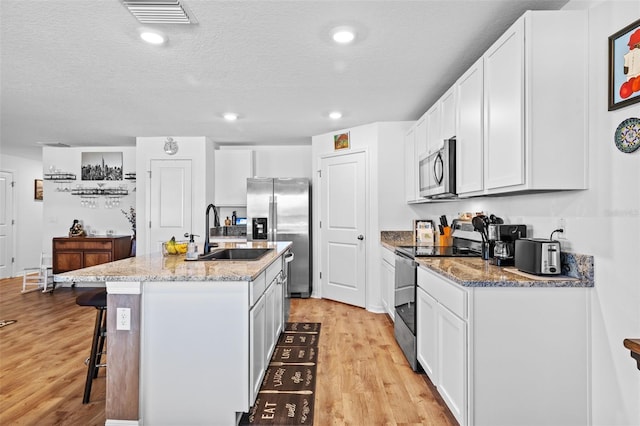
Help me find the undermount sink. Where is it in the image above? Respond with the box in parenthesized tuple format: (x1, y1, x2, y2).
(195, 248, 273, 261)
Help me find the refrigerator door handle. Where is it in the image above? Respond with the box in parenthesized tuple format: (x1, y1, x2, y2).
(272, 195, 278, 241)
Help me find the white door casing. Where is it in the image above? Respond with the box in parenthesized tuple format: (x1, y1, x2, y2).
(0, 171, 14, 278)
(320, 152, 366, 308)
(148, 159, 193, 253)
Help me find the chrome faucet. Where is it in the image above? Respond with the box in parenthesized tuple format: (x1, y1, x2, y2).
(204, 204, 220, 254)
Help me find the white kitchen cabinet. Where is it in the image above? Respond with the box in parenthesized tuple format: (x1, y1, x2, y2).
(455, 58, 484, 196)
(483, 11, 587, 194)
(417, 263, 590, 426)
(249, 290, 266, 405)
(437, 303, 467, 424)
(215, 149, 255, 206)
(417, 267, 468, 426)
(250, 255, 284, 406)
(415, 113, 428, 159)
(425, 103, 441, 155)
(380, 247, 396, 319)
(416, 286, 437, 378)
(440, 87, 456, 141)
(404, 126, 420, 203)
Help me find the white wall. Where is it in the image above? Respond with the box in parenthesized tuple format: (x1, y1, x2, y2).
(135, 137, 215, 255)
(311, 122, 413, 312)
(41, 146, 136, 255)
(408, 2, 640, 424)
(0, 154, 44, 275)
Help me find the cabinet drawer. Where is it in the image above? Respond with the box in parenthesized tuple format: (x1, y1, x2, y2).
(54, 240, 113, 250)
(250, 273, 267, 307)
(381, 247, 396, 265)
(418, 267, 467, 319)
(265, 258, 282, 285)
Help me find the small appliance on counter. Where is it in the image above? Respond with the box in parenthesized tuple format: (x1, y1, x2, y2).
(487, 224, 527, 266)
(515, 238, 561, 275)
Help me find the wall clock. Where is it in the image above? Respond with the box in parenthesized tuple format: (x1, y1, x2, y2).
(164, 137, 179, 155)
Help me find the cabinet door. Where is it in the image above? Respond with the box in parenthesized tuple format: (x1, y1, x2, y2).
(426, 104, 441, 154)
(84, 252, 112, 268)
(249, 294, 266, 405)
(456, 59, 484, 195)
(404, 127, 417, 203)
(380, 259, 395, 318)
(265, 279, 277, 358)
(440, 87, 456, 140)
(273, 274, 284, 338)
(416, 287, 438, 381)
(215, 150, 254, 206)
(415, 114, 428, 159)
(438, 305, 467, 426)
(53, 251, 83, 274)
(484, 18, 525, 191)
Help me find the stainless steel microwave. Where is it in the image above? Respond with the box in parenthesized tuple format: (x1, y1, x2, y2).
(418, 138, 457, 199)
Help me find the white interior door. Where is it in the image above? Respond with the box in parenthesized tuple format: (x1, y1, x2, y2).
(320, 152, 366, 308)
(148, 160, 192, 253)
(0, 171, 14, 278)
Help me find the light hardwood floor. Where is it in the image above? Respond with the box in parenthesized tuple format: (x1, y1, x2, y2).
(0, 277, 456, 425)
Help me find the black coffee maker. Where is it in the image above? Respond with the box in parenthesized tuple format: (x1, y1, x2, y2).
(487, 224, 527, 266)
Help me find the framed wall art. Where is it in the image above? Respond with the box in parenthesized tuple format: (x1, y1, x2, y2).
(608, 18, 640, 111)
(81, 152, 123, 180)
(34, 179, 43, 201)
(334, 132, 350, 150)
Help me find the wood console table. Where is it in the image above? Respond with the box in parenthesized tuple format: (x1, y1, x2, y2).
(623, 338, 640, 370)
(52, 236, 132, 274)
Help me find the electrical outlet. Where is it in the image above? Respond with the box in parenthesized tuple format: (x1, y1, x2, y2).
(557, 218, 567, 239)
(117, 307, 131, 331)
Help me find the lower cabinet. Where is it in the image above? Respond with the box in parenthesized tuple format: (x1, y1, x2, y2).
(417, 265, 590, 426)
(249, 292, 267, 404)
(249, 257, 284, 405)
(417, 268, 467, 425)
(380, 247, 396, 319)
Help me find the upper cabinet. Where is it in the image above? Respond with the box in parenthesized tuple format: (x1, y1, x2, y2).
(483, 11, 587, 194)
(404, 126, 420, 203)
(455, 58, 484, 196)
(215, 150, 255, 206)
(407, 10, 587, 204)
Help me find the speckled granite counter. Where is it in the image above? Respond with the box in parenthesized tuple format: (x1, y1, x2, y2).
(381, 232, 594, 288)
(54, 241, 292, 283)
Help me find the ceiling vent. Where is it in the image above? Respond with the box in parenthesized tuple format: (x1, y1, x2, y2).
(121, 0, 197, 24)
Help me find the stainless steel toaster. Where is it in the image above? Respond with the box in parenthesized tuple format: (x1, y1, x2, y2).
(514, 238, 561, 275)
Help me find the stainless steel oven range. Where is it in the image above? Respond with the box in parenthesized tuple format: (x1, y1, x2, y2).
(393, 219, 482, 371)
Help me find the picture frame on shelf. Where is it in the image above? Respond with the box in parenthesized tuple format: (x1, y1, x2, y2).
(414, 219, 435, 246)
(608, 18, 640, 111)
(34, 179, 43, 201)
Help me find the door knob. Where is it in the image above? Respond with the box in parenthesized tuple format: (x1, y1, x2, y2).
(357, 235, 364, 240)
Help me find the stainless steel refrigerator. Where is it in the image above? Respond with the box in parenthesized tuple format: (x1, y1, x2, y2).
(246, 178, 311, 298)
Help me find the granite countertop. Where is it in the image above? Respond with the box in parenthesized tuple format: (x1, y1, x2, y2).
(381, 231, 594, 288)
(54, 241, 292, 283)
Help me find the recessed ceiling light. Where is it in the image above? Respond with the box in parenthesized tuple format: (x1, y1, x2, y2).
(223, 112, 239, 121)
(332, 27, 356, 44)
(329, 111, 342, 119)
(140, 30, 167, 45)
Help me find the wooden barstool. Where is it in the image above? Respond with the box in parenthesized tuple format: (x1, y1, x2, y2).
(75, 288, 107, 404)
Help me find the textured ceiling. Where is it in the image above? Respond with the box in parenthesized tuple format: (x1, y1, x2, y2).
(1, 0, 568, 159)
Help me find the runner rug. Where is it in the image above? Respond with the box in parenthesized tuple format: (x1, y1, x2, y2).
(240, 322, 321, 426)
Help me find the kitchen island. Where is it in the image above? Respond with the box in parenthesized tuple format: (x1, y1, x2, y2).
(55, 241, 292, 426)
